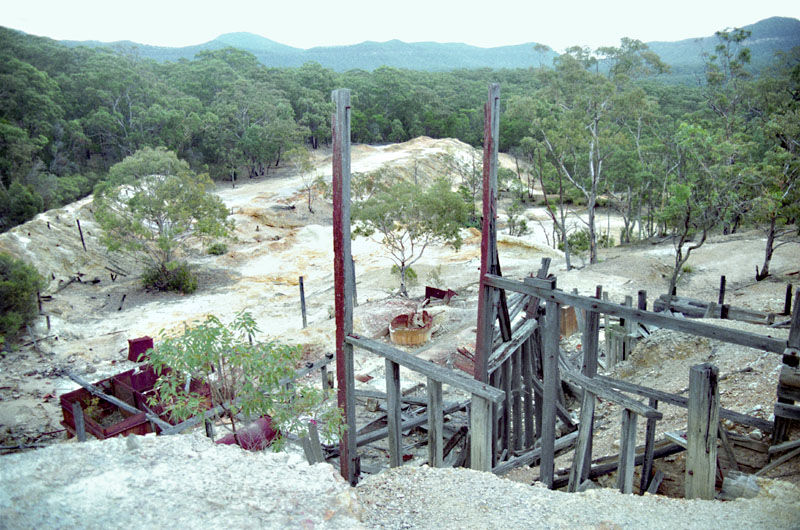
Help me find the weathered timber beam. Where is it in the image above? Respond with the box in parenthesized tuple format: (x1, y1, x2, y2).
(560, 370, 661, 419)
(483, 274, 788, 354)
(346, 335, 505, 403)
(488, 319, 538, 371)
(326, 400, 469, 456)
(595, 375, 774, 432)
(492, 431, 579, 474)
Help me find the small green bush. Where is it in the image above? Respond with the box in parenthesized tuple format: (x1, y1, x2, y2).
(391, 264, 418, 287)
(0, 253, 45, 340)
(142, 262, 198, 293)
(207, 242, 228, 255)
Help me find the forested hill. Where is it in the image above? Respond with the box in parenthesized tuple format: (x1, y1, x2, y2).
(53, 16, 800, 78)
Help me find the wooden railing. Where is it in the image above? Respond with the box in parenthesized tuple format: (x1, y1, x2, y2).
(345, 334, 505, 471)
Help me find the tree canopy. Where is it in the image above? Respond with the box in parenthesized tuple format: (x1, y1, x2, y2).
(93, 147, 232, 289)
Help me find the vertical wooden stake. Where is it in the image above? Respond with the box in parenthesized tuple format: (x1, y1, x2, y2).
(686, 363, 720, 500)
(351, 258, 358, 308)
(579, 285, 601, 481)
(617, 409, 638, 494)
(774, 289, 800, 444)
(76, 219, 87, 252)
(502, 358, 511, 456)
(204, 418, 215, 439)
(386, 359, 402, 467)
(427, 378, 443, 467)
(332, 88, 357, 484)
(512, 347, 523, 453)
(568, 390, 596, 492)
(783, 284, 793, 316)
(299, 276, 308, 328)
(521, 338, 535, 449)
(474, 83, 501, 384)
(72, 402, 87, 442)
(718, 276, 726, 306)
(470, 395, 493, 472)
(541, 296, 561, 489)
(640, 398, 658, 494)
(637, 290, 647, 312)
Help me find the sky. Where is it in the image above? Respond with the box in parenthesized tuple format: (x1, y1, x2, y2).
(3, 0, 799, 52)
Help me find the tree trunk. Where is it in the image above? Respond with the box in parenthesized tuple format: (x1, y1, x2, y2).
(756, 216, 776, 281)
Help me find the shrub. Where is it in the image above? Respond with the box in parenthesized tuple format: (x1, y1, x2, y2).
(148, 312, 343, 447)
(207, 242, 228, 256)
(391, 264, 418, 287)
(0, 253, 45, 340)
(142, 262, 197, 293)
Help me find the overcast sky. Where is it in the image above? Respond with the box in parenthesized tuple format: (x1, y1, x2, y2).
(3, 0, 799, 52)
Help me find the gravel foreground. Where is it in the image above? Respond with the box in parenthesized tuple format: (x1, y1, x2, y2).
(358, 466, 800, 529)
(1, 433, 798, 529)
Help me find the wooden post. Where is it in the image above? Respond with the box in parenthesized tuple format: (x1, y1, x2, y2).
(718, 276, 726, 306)
(299, 276, 308, 328)
(623, 295, 634, 360)
(320, 364, 330, 392)
(784, 284, 793, 316)
(521, 337, 535, 448)
(721, 304, 730, 320)
(578, 285, 602, 482)
(386, 359, 402, 467)
(427, 378, 443, 467)
(617, 408, 638, 494)
(774, 289, 800, 444)
(474, 83, 501, 384)
(637, 290, 647, 312)
(602, 291, 610, 362)
(76, 219, 87, 252)
(332, 88, 358, 485)
(568, 390, 595, 492)
(470, 395, 493, 472)
(72, 402, 87, 442)
(204, 418, 215, 439)
(502, 357, 511, 457)
(541, 296, 561, 488)
(639, 398, 658, 494)
(512, 347, 523, 453)
(351, 258, 358, 308)
(686, 363, 720, 500)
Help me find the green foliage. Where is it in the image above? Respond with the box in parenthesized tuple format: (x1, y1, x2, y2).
(93, 147, 233, 276)
(353, 178, 468, 296)
(147, 311, 342, 447)
(0, 253, 45, 340)
(207, 242, 228, 256)
(0, 181, 44, 230)
(559, 229, 590, 253)
(142, 262, 198, 294)
(391, 264, 418, 287)
(506, 198, 528, 237)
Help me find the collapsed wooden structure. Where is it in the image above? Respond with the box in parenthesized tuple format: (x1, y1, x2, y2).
(330, 85, 800, 496)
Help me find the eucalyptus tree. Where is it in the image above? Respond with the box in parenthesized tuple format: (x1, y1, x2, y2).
(352, 178, 468, 296)
(750, 48, 800, 280)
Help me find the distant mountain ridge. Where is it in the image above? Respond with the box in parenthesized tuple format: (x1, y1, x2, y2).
(56, 16, 800, 78)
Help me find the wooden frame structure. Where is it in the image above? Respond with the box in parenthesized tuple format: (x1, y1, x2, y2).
(331, 84, 800, 495)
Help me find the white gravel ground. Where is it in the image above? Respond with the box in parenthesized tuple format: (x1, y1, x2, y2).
(357, 465, 800, 529)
